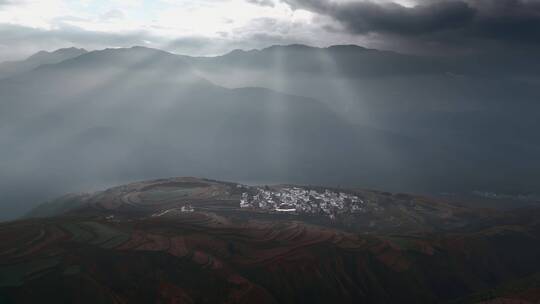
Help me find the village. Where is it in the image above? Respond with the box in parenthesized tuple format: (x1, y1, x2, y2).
(240, 187, 365, 219)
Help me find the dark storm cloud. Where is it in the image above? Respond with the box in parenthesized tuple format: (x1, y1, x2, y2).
(468, 0, 540, 43)
(280, 0, 540, 45)
(284, 0, 476, 35)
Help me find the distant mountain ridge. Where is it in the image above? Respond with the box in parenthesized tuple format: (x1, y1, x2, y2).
(184, 43, 440, 78)
(5, 44, 539, 82)
(0, 47, 87, 79)
(4, 44, 540, 80)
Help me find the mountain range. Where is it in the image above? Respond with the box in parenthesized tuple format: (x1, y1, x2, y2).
(0, 44, 539, 219)
(0, 47, 87, 80)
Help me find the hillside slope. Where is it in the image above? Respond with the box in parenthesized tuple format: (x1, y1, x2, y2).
(2, 177, 540, 303)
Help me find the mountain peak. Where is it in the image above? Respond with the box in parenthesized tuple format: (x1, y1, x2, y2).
(91, 46, 174, 58)
(28, 46, 201, 84)
(326, 44, 369, 51)
(263, 44, 318, 52)
(222, 44, 384, 58)
(27, 47, 87, 60)
(0, 47, 88, 79)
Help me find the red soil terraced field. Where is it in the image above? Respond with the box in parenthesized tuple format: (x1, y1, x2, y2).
(1, 207, 540, 303)
(74, 177, 237, 214)
(2, 177, 540, 303)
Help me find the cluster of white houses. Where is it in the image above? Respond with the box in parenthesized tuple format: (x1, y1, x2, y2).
(240, 187, 365, 219)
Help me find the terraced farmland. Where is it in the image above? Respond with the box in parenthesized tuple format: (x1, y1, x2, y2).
(2, 177, 540, 303)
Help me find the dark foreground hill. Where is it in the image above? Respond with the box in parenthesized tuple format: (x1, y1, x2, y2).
(2, 177, 540, 303)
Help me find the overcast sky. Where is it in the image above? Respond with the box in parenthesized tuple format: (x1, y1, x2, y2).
(1, 0, 540, 61)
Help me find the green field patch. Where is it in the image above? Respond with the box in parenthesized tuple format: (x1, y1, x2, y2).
(139, 187, 206, 203)
(141, 181, 209, 191)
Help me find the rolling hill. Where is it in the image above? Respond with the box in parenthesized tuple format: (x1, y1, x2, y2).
(2, 177, 540, 303)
